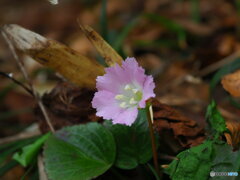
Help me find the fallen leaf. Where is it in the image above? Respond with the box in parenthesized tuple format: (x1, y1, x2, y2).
(1, 24, 104, 89)
(152, 99, 205, 149)
(35, 82, 101, 133)
(224, 119, 240, 150)
(221, 69, 240, 97)
(79, 25, 123, 66)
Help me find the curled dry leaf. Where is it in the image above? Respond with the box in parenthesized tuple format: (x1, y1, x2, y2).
(152, 99, 205, 149)
(79, 24, 123, 66)
(224, 119, 240, 150)
(35, 82, 101, 133)
(221, 69, 240, 97)
(1, 24, 104, 89)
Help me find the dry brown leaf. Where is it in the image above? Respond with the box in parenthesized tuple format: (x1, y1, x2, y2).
(36, 82, 101, 133)
(79, 24, 123, 66)
(224, 119, 240, 150)
(152, 99, 205, 148)
(1, 24, 104, 89)
(221, 69, 240, 97)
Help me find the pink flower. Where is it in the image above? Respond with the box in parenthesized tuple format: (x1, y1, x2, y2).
(92, 57, 155, 126)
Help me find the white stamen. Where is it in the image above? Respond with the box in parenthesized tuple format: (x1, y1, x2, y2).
(116, 84, 143, 109)
(115, 94, 124, 100)
(132, 88, 138, 93)
(124, 84, 131, 90)
(129, 98, 137, 104)
(120, 102, 127, 108)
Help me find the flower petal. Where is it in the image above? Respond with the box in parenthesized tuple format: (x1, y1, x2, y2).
(92, 90, 122, 120)
(112, 107, 138, 126)
(96, 64, 127, 93)
(122, 57, 146, 87)
(138, 100, 146, 108)
(142, 75, 156, 99)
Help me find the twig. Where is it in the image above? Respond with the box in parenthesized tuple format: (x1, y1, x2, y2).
(159, 154, 176, 161)
(197, 51, 240, 77)
(146, 104, 161, 178)
(38, 155, 48, 180)
(1, 31, 55, 133)
(0, 71, 33, 96)
(0, 131, 40, 145)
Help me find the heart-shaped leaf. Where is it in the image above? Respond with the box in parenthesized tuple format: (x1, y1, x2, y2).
(166, 140, 214, 180)
(104, 109, 154, 169)
(44, 122, 116, 180)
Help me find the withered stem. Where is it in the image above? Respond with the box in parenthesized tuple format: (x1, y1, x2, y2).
(146, 104, 161, 178)
(1, 31, 55, 133)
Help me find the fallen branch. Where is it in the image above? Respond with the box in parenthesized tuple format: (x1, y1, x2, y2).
(0, 71, 33, 96)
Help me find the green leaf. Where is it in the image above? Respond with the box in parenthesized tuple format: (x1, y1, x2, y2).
(206, 100, 228, 137)
(44, 122, 116, 180)
(191, 0, 200, 23)
(0, 137, 38, 176)
(104, 109, 154, 169)
(212, 142, 240, 171)
(144, 13, 186, 48)
(166, 140, 240, 180)
(97, 0, 108, 66)
(144, 13, 184, 33)
(211, 142, 240, 179)
(113, 17, 138, 52)
(134, 39, 178, 49)
(147, 163, 161, 180)
(0, 136, 40, 166)
(100, 0, 108, 42)
(166, 140, 214, 180)
(13, 132, 51, 167)
(0, 160, 18, 177)
(210, 57, 240, 94)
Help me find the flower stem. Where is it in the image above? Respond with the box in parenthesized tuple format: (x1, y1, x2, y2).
(146, 104, 161, 178)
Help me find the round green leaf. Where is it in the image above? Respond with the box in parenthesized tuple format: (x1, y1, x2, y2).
(43, 122, 116, 180)
(104, 109, 154, 169)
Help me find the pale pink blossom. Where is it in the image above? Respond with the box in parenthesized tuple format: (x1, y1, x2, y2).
(92, 57, 155, 126)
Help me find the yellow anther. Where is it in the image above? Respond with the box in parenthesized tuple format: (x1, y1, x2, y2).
(124, 84, 132, 90)
(120, 102, 127, 108)
(132, 88, 138, 93)
(115, 94, 124, 100)
(129, 98, 137, 104)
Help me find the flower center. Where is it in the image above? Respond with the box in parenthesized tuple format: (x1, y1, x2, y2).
(115, 84, 143, 109)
